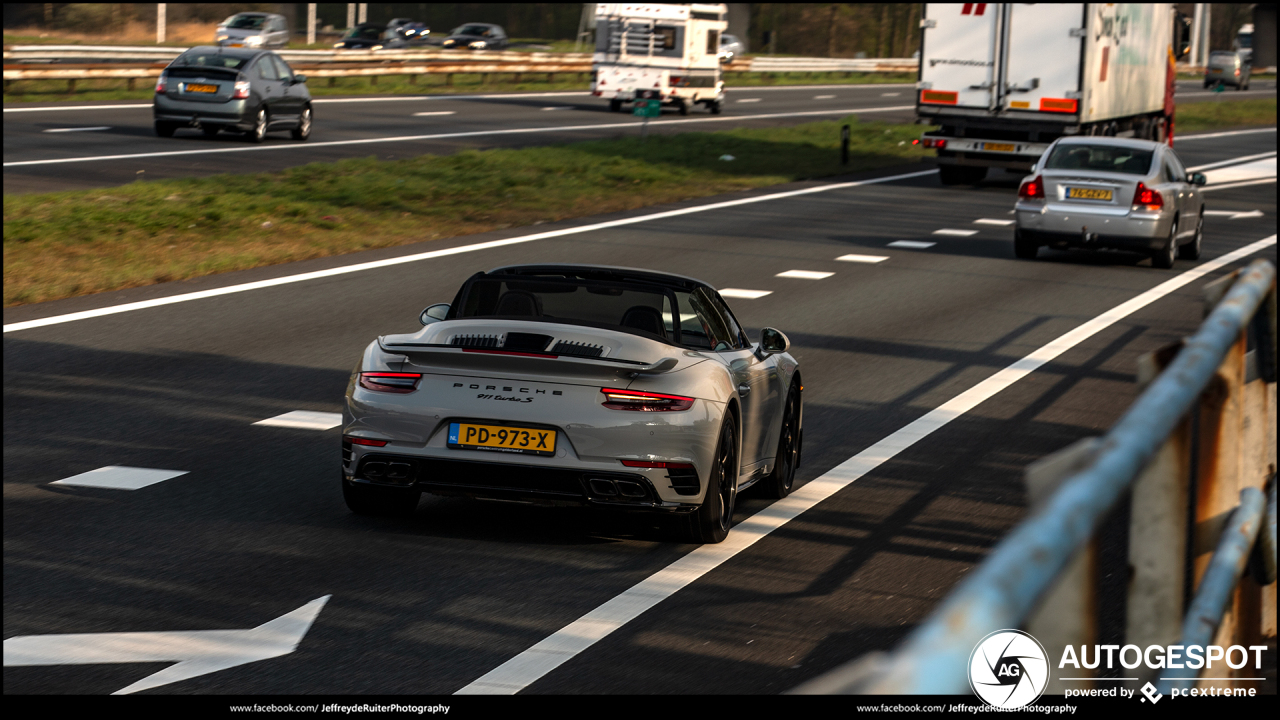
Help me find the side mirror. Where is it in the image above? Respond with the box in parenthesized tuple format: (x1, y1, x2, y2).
(419, 303, 450, 326)
(756, 327, 790, 357)
(292, 73, 307, 84)
(1190, 172, 1207, 186)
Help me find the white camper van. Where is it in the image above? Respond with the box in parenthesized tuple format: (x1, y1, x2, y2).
(591, 3, 728, 115)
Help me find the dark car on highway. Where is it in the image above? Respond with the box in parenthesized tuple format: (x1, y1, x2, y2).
(153, 47, 312, 143)
(441, 23, 508, 50)
(333, 23, 385, 49)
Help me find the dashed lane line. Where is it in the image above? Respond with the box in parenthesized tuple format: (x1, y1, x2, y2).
(775, 270, 834, 279)
(253, 411, 343, 430)
(888, 240, 937, 249)
(51, 466, 187, 491)
(836, 254, 889, 263)
(933, 229, 979, 237)
(719, 288, 773, 299)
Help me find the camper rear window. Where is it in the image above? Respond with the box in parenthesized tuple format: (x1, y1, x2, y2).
(706, 29, 719, 54)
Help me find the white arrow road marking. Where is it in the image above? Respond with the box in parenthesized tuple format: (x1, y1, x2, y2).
(1204, 209, 1264, 220)
(253, 410, 343, 430)
(52, 466, 186, 490)
(719, 288, 772, 299)
(4, 595, 330, 695)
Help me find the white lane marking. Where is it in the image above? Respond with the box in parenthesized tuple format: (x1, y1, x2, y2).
(736, 98, 762, 103)
(933, 229, 979, 236)
(1201, 177, 1277, 192)
(1204, 209, 1264, 219)
(3, 596, 330, 696)
(719, 288, 773, 299)
(253, 411, 343, 430)
(412, 111, 456, 117)
(881, 92, 901, 97)
(835, 253, 889, 263)
(775, 270, 834, 279)
(42, 126, 111, 133)
(888, 240, 936, 249)
(1174, 127, 1277, 141)
(813, 95, 836, 100)
(51, 466, 187, 490)
(3, 106, 916, 168)
(974, 218, 1015, 226)
(4, 167, 937, 333)
(455, 234, 1278, 695)
(1202, 157, 1276, 185)
(3, 104, 151, 113)
(1187, 150, 1276, 172)
(541, 106, 571, 111)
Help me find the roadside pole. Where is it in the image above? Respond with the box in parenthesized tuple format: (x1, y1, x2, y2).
(307, 4, 317, 46)
(156, 3, 166, 45)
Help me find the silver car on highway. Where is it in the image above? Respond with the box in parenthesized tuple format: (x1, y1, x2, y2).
(1014, 137, 1206, 268)
(342, 265, 803, 544)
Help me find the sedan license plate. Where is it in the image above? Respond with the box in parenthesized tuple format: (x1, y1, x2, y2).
(448, 422, 555, 456)
(982, 142, 1016, 153)
(185, 83, 218, 93)
(1066, 187, 1113, 201)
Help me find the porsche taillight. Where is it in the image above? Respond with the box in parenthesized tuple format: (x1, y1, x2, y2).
(1132, 182, 1163, 210)
(600, 387, 694, 412)
(358, 372, 422, 393)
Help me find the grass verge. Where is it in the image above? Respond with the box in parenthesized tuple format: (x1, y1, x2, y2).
(3, 115, 931, 307)
(1175, 97, 1277, 132)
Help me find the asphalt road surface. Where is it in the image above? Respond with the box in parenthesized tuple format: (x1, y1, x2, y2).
(3, 79, 1276, 194)
(4, 125, 1275, 694)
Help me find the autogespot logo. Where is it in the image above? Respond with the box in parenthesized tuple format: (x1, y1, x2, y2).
(969, 630, 1049, 708)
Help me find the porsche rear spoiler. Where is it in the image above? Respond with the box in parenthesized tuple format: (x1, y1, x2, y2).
(378, 340, 683, 377)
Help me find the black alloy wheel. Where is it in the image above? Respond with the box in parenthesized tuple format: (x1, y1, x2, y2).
(292, 106, 312, 141)
(684, 414, 738, 544)
(1178, 212, 1203, 260)
(761, 381, 801, 499)
(342, 473, 420, 517)
(1152, 218, 1177, 269)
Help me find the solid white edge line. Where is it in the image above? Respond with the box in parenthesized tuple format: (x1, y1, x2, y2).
(1187, 150, 1277, 172)
(454, 234, 1278, 695)
(3, 106, 916, 168)
(42, 126, 111, 133)
(3, 168, 938, 333)
(1173, 127, 1277, 141)
(1201, 177, 1277, 191)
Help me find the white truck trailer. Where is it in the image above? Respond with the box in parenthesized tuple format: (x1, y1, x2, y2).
(915, 3, 1178, 184)
(590, 3, 728, 115)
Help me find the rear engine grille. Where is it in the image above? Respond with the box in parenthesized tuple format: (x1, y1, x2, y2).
(450, 333, 502, 349)
(666, 466, 700, 496)
(551, 340, 604, 358)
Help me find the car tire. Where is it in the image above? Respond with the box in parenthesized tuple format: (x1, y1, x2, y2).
(1014, 230, 1039, 259)
(292, 105, 312, 141)
(760, 380, 801, 499)
(342, 474, 420, 517)
(677, 100, 689, 116)
(709, 100, 722, 115)
(1178, 212, 1203, 260)
(682, 414, 738, 544)
(1152, 219, 1177, 269)
(609, 99, 622, 112)
(155, 122, 176, 138)
(201, 125, 220, 137)
(246, 108, 268, 143)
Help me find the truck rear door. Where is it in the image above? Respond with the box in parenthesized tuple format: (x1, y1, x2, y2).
(1002, 4, 1084, 115)
(919, 3, 1001, 111)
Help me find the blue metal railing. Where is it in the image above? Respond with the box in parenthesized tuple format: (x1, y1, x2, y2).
(797, 258, 1276, 694)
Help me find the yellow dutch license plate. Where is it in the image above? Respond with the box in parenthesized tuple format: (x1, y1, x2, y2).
(186, 83, 218, 93)
(229, 43, 244, 48)
(448, 422, 556, 456)
(1067, 187, 1113, 201)
(983, 142, 1016, 152)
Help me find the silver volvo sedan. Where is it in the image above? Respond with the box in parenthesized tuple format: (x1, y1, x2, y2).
(1014, 137, 1206, 269)
(342, 265, 803, 544)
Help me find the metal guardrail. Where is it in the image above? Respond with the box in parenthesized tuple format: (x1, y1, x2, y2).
(793, 258, 1278, 695)
(2, 44, 589, 64)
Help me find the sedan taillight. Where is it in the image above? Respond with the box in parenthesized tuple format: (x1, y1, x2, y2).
(1018, 175, 1045, 199)
(358, 372, 422, 393)
(600, 387, 694, 412)
(155, 74, 167, 94)
(232, 80, 251, 99)
(1132, 182, 1163, 210)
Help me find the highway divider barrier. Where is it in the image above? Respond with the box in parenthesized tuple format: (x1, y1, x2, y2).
(792, 258, 1277, 697)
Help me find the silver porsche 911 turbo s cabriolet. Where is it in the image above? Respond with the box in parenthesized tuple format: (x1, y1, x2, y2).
(342, 265, 803, 543)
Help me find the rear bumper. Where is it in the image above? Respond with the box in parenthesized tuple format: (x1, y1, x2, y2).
(153, 97, 252, 129)
(346, 451, 699, 512)
(1015, 202, 1170, 250)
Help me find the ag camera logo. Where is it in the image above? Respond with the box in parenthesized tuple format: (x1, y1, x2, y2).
(969, 630, 1049, 708)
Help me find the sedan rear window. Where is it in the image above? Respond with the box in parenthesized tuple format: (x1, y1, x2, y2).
(175, 53, 250, 69)
(1044, 144, 1154, 175)
(228, 15, 267, 30)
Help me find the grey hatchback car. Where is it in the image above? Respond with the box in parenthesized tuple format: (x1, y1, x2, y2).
(154, 47, 312, 143)
(1014, 137, 1206, 269)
